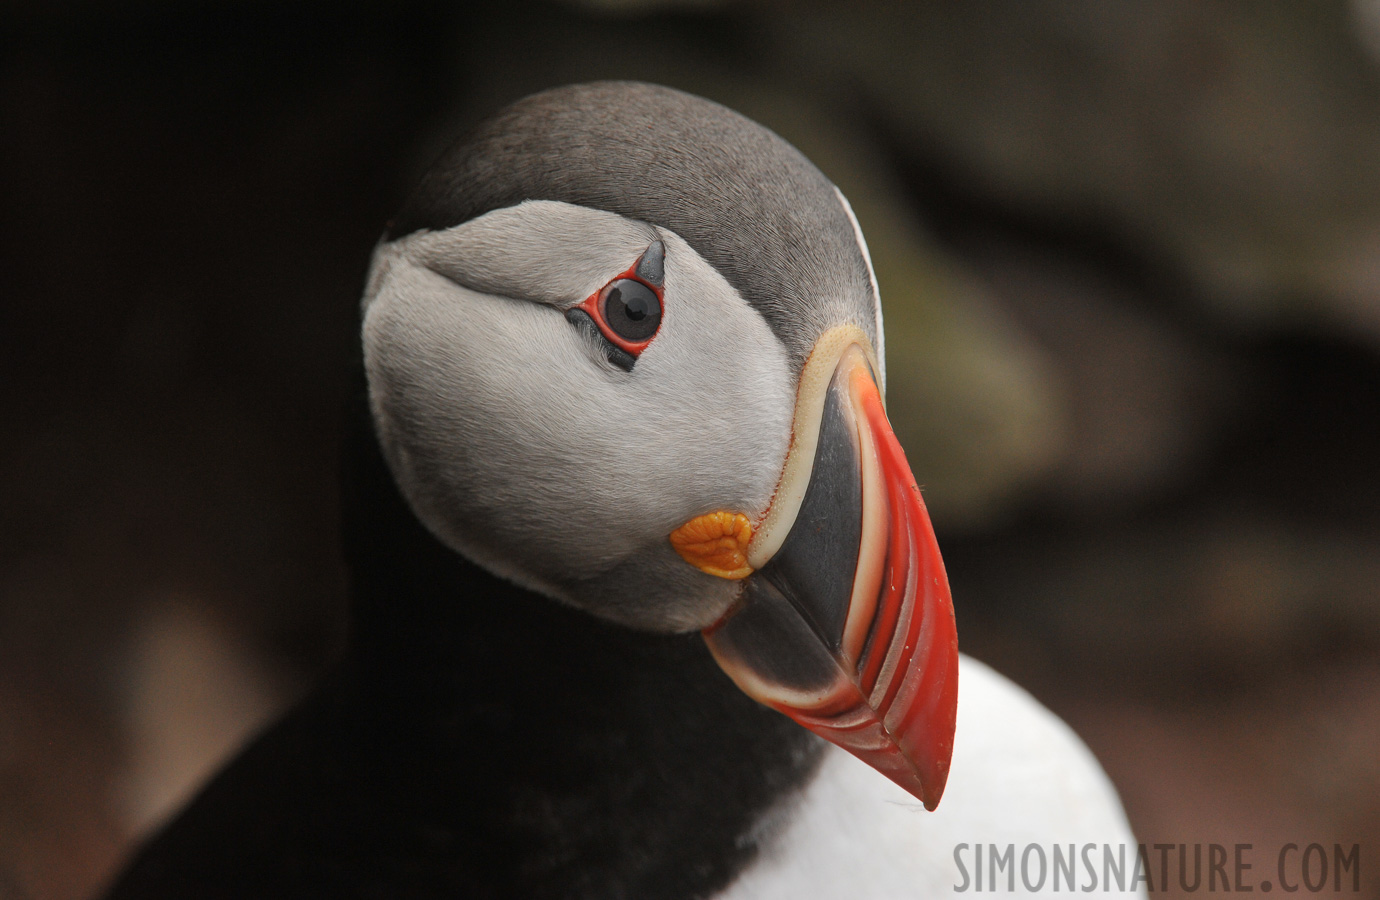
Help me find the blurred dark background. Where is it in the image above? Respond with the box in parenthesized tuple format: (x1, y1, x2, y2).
(2, 2, 1379, 897)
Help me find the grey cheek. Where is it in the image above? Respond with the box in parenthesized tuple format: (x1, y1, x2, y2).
(361, 209, 795, 630)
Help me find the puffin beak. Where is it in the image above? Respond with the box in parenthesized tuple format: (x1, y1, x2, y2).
(685, 326, 958, 810)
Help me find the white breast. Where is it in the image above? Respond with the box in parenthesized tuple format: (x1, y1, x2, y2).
(717, 655, 1146, 898)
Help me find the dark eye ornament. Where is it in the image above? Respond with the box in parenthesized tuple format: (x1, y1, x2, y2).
(565, 240, 665, 372)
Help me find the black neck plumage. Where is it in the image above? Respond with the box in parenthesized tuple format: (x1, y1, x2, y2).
(106, 399, 821, 900)
(336, 402, 826, 897)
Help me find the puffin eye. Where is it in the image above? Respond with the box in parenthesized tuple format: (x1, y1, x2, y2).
(601, 279, 662, 342)
(566, 241, 667, 372)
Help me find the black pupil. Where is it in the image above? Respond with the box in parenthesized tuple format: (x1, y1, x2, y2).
(602, 279, 662, 342)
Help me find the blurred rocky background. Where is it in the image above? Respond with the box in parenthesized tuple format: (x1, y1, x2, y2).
(2, 1, 1379, 897)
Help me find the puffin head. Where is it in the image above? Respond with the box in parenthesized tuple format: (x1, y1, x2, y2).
(361, 82, 959, 810)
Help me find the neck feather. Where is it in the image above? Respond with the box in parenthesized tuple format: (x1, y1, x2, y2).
(337, 399, 824, 898)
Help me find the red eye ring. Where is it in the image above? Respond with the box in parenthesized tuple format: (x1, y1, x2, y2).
(565, 242, 666, 373)
(575, 273, 663, 357)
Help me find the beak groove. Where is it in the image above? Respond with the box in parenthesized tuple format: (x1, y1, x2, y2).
(701, 327, 958, 810)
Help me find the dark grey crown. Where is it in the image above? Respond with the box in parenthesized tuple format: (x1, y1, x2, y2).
(386, 81, 877, 369)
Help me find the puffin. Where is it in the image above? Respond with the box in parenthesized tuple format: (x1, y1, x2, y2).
(102, 82, 1140, 899)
